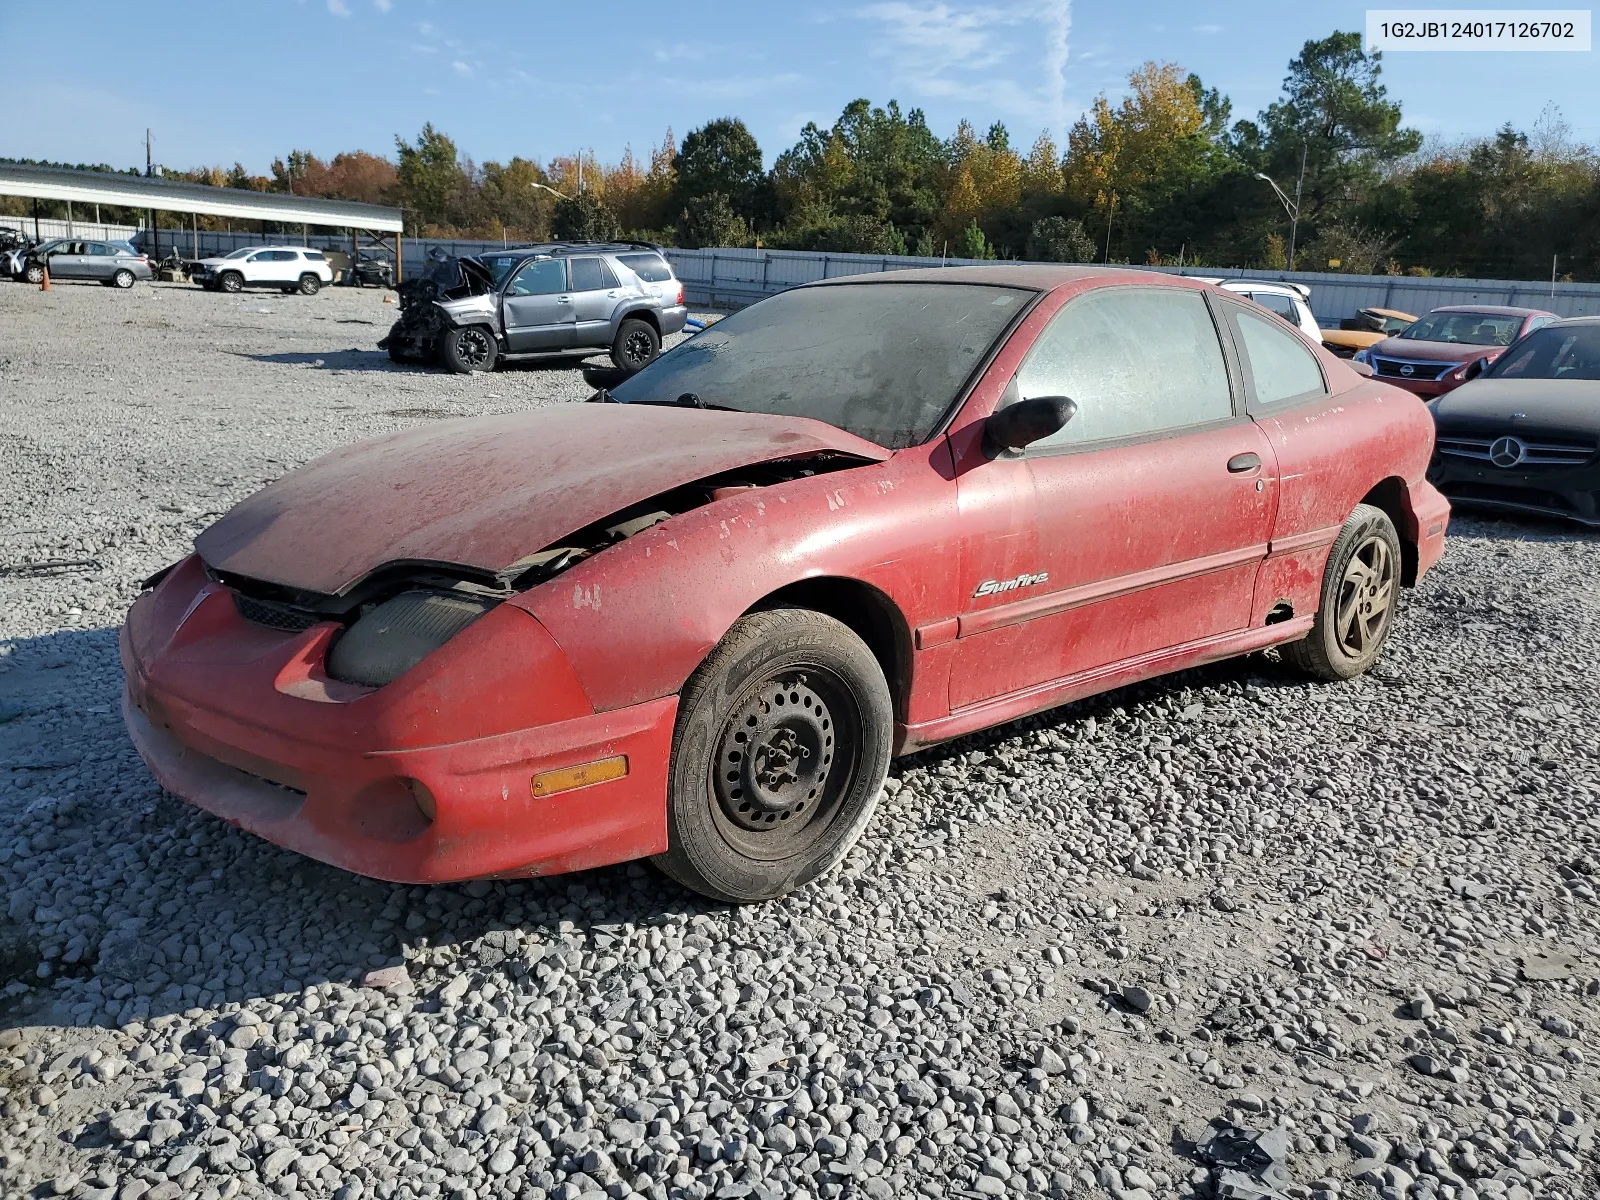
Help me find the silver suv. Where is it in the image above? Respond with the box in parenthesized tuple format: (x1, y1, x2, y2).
(381, 242, 688, 374)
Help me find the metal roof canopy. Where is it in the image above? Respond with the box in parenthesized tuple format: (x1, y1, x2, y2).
(0, 163, 403, 232)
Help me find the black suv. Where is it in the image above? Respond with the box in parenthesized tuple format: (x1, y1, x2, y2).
(381, 241, 688, 374)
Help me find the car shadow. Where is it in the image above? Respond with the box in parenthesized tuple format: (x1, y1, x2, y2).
(235, 350, 418, 374)
(1448, 509, 1600, 543)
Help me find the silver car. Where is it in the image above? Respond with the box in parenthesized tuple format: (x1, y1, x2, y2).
(21, 239, 154, 288)
(381, 242, 689, 374)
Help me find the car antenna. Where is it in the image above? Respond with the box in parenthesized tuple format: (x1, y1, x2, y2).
(677, 392, 706, 408)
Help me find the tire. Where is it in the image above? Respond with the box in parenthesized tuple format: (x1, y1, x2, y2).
(219, 272, 243, 294)
(653, 608, 893, 903)
(23, 263, 44, 285)
(437, 325, 498, 374)
(112, 269, 135, 289)
(610, 318, 660, 374)
(1285, 503, 1403, 681)
(298, 273, 321, 296)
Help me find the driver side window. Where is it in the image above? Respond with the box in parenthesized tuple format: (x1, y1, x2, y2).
(507, 259, 568, 296)
(1011, 287, 1234, 451)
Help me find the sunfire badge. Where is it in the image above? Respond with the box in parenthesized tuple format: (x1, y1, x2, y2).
(973, 571, 1049, 598)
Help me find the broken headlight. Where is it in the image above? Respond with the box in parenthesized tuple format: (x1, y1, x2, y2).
(325, 590, 496, 688)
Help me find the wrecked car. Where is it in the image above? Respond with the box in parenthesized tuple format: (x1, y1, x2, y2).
(123, 266, 1448, 902)
(379, 242, 688, 374)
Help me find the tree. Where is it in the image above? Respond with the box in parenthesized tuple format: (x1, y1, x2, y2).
(1248, 32, 1421, 232)
(395, 123, 467, 233)
(551, 191, 620, 241)
(678, 192, 748, 248)
(957, 219, 992, 259)
(673, 118, 765, 226)
(1027, 216, 1096, 262)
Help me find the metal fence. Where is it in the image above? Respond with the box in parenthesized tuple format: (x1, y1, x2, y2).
(129, 231, 1600, 320)
(663, 247, 1600, 322)
(3, 216, 141, 243)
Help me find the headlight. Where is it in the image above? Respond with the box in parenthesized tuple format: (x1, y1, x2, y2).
(326, 590, 496, 687)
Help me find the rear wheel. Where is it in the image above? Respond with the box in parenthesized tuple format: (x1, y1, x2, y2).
(219, 271, 243, 293)
(298, 273, 321, 296)
(1285, 503, 1402, 681)
(610, 318, 660, 374)
(438, 325, 498, 374)
(112, 268, 135, 289)
(653, 608, 892, 903)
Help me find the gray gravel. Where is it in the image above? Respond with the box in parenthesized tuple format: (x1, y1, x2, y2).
(2, 279, 1598, 1200)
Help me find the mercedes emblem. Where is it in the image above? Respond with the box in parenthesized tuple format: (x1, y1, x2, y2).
(1489, 436, 1527, 468)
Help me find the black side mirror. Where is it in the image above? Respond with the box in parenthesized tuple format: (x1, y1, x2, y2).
(1464, 357, 1487, 381)
(984, 396, 1077, 456)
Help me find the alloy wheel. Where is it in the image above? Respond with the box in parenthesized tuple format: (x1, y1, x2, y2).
(455, 328, 491, 369)
(1334, 534, 1395, 658)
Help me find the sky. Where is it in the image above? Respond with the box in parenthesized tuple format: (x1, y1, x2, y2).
(1, 0, 1597, 173)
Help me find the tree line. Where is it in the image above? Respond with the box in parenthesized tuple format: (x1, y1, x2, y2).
(6, 31, 1598, 282)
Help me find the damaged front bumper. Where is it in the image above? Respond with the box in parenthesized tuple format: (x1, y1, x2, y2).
(121, 556, 673, 883)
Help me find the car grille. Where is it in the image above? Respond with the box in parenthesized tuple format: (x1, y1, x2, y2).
(233, 592, 322, 632)
(1436, 435, 1596, 467)
(1374, 356, 1459, 382)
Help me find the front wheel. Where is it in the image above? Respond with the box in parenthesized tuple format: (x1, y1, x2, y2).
(219, 272, 243, 293)
(1285, 503, 1403, 681)
(653, 608, 893, 903)
(437, 325, 498, 373)
(298, 273, 321, 296)
(23, 263, 44, 285)
(610, 318, 660, 374)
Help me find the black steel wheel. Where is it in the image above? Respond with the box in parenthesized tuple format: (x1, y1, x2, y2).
(654, 608, 892, 903)
(438, 325, 498, 374)
(1285, 503, 1403, 681)
(610, 317, 660, 374)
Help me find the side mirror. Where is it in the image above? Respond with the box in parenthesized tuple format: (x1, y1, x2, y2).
(1350, 359, 1374, 378)
(984, 395, 1078, 456)
(1464, 357, 1487, 381)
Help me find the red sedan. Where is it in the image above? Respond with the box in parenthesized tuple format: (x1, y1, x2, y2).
(122, 267, 1449, 902)
(1354, 305, 1558, 398)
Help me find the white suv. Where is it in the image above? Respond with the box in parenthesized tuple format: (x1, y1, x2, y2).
(191, 246, 335, 296)
(1202, 278, 1320, 341)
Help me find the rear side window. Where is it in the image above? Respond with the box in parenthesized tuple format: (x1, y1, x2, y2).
(304, 251, 326, 261)
(569, 257, 617, 291)
(1236, 309, 1326, 405)
(1249, 292, 1299, 323)
(1012, 287, 1234, 450)
(89, 243, 116, 256)
(618, 252, 673, 283)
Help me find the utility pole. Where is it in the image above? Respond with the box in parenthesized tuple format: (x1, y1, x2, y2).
(1288, 142, 1307, 271)
(1552, 254, 1558, 296)
(577, 152, 584, 196)
(145, 129, 152, 176)
(1102, 194, 1117, 264)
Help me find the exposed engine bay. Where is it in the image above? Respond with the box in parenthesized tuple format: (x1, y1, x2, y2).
(378, 251, 496, 361)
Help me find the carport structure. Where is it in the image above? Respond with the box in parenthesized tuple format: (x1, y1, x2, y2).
(0, 163, 405, 281)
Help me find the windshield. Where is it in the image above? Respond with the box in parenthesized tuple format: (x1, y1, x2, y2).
(1488, 326, 1600, 382)
(1400, 311, 1522, 346)
(475, 254, 523, 286)
(608, 282, 1031, 448)
(223, 247, 253, 259)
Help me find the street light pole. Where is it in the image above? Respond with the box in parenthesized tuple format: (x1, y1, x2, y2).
(529, 182, 569, 201)
(1254, 165, 1302, 271)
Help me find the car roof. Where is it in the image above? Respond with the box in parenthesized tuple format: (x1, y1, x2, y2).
(1545, 314, 1600, 326)
(1427, 304, 1554, 317)
(481, 241, 664, 259)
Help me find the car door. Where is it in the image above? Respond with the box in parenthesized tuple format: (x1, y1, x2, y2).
(948, 285, 1277, 710)
(85, 242, 117, 280)
(51, 241, 88, 279)
(239, 251, 271, 284)
(568, 256, 623, 347)
(502, 258, 575, 351)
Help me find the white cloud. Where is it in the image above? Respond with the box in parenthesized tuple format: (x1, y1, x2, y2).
(1195, 23, 1222, 34)
(374, 0, 393, 11)
(858, 1, 1078, 133)
(451, 60, 472, 75)
(327, 0, 350, 15)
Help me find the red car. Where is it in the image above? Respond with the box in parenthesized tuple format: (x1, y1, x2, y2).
(122, 267, 1449, 902)
(1354, 305, 1559, 398)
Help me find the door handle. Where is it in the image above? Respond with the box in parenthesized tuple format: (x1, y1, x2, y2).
(557, 296, 571, 304)
(1227, 452, 1262, 473)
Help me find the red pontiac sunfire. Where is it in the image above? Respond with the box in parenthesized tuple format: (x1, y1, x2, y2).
(123, 266, 1449, 903)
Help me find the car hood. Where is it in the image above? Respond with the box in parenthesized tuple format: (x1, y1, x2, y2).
(1370, 337, 1509, 363)
(1432, 378, 1600, 439)
(196, 404, 890, 596)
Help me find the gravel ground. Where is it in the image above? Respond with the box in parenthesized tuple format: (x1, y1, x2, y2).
(1, 279, 1597, 1200)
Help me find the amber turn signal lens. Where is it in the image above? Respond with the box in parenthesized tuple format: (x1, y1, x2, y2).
(531, 755, 628, 798)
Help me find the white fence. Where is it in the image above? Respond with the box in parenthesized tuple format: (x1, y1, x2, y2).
(2, 215, 141, 243)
